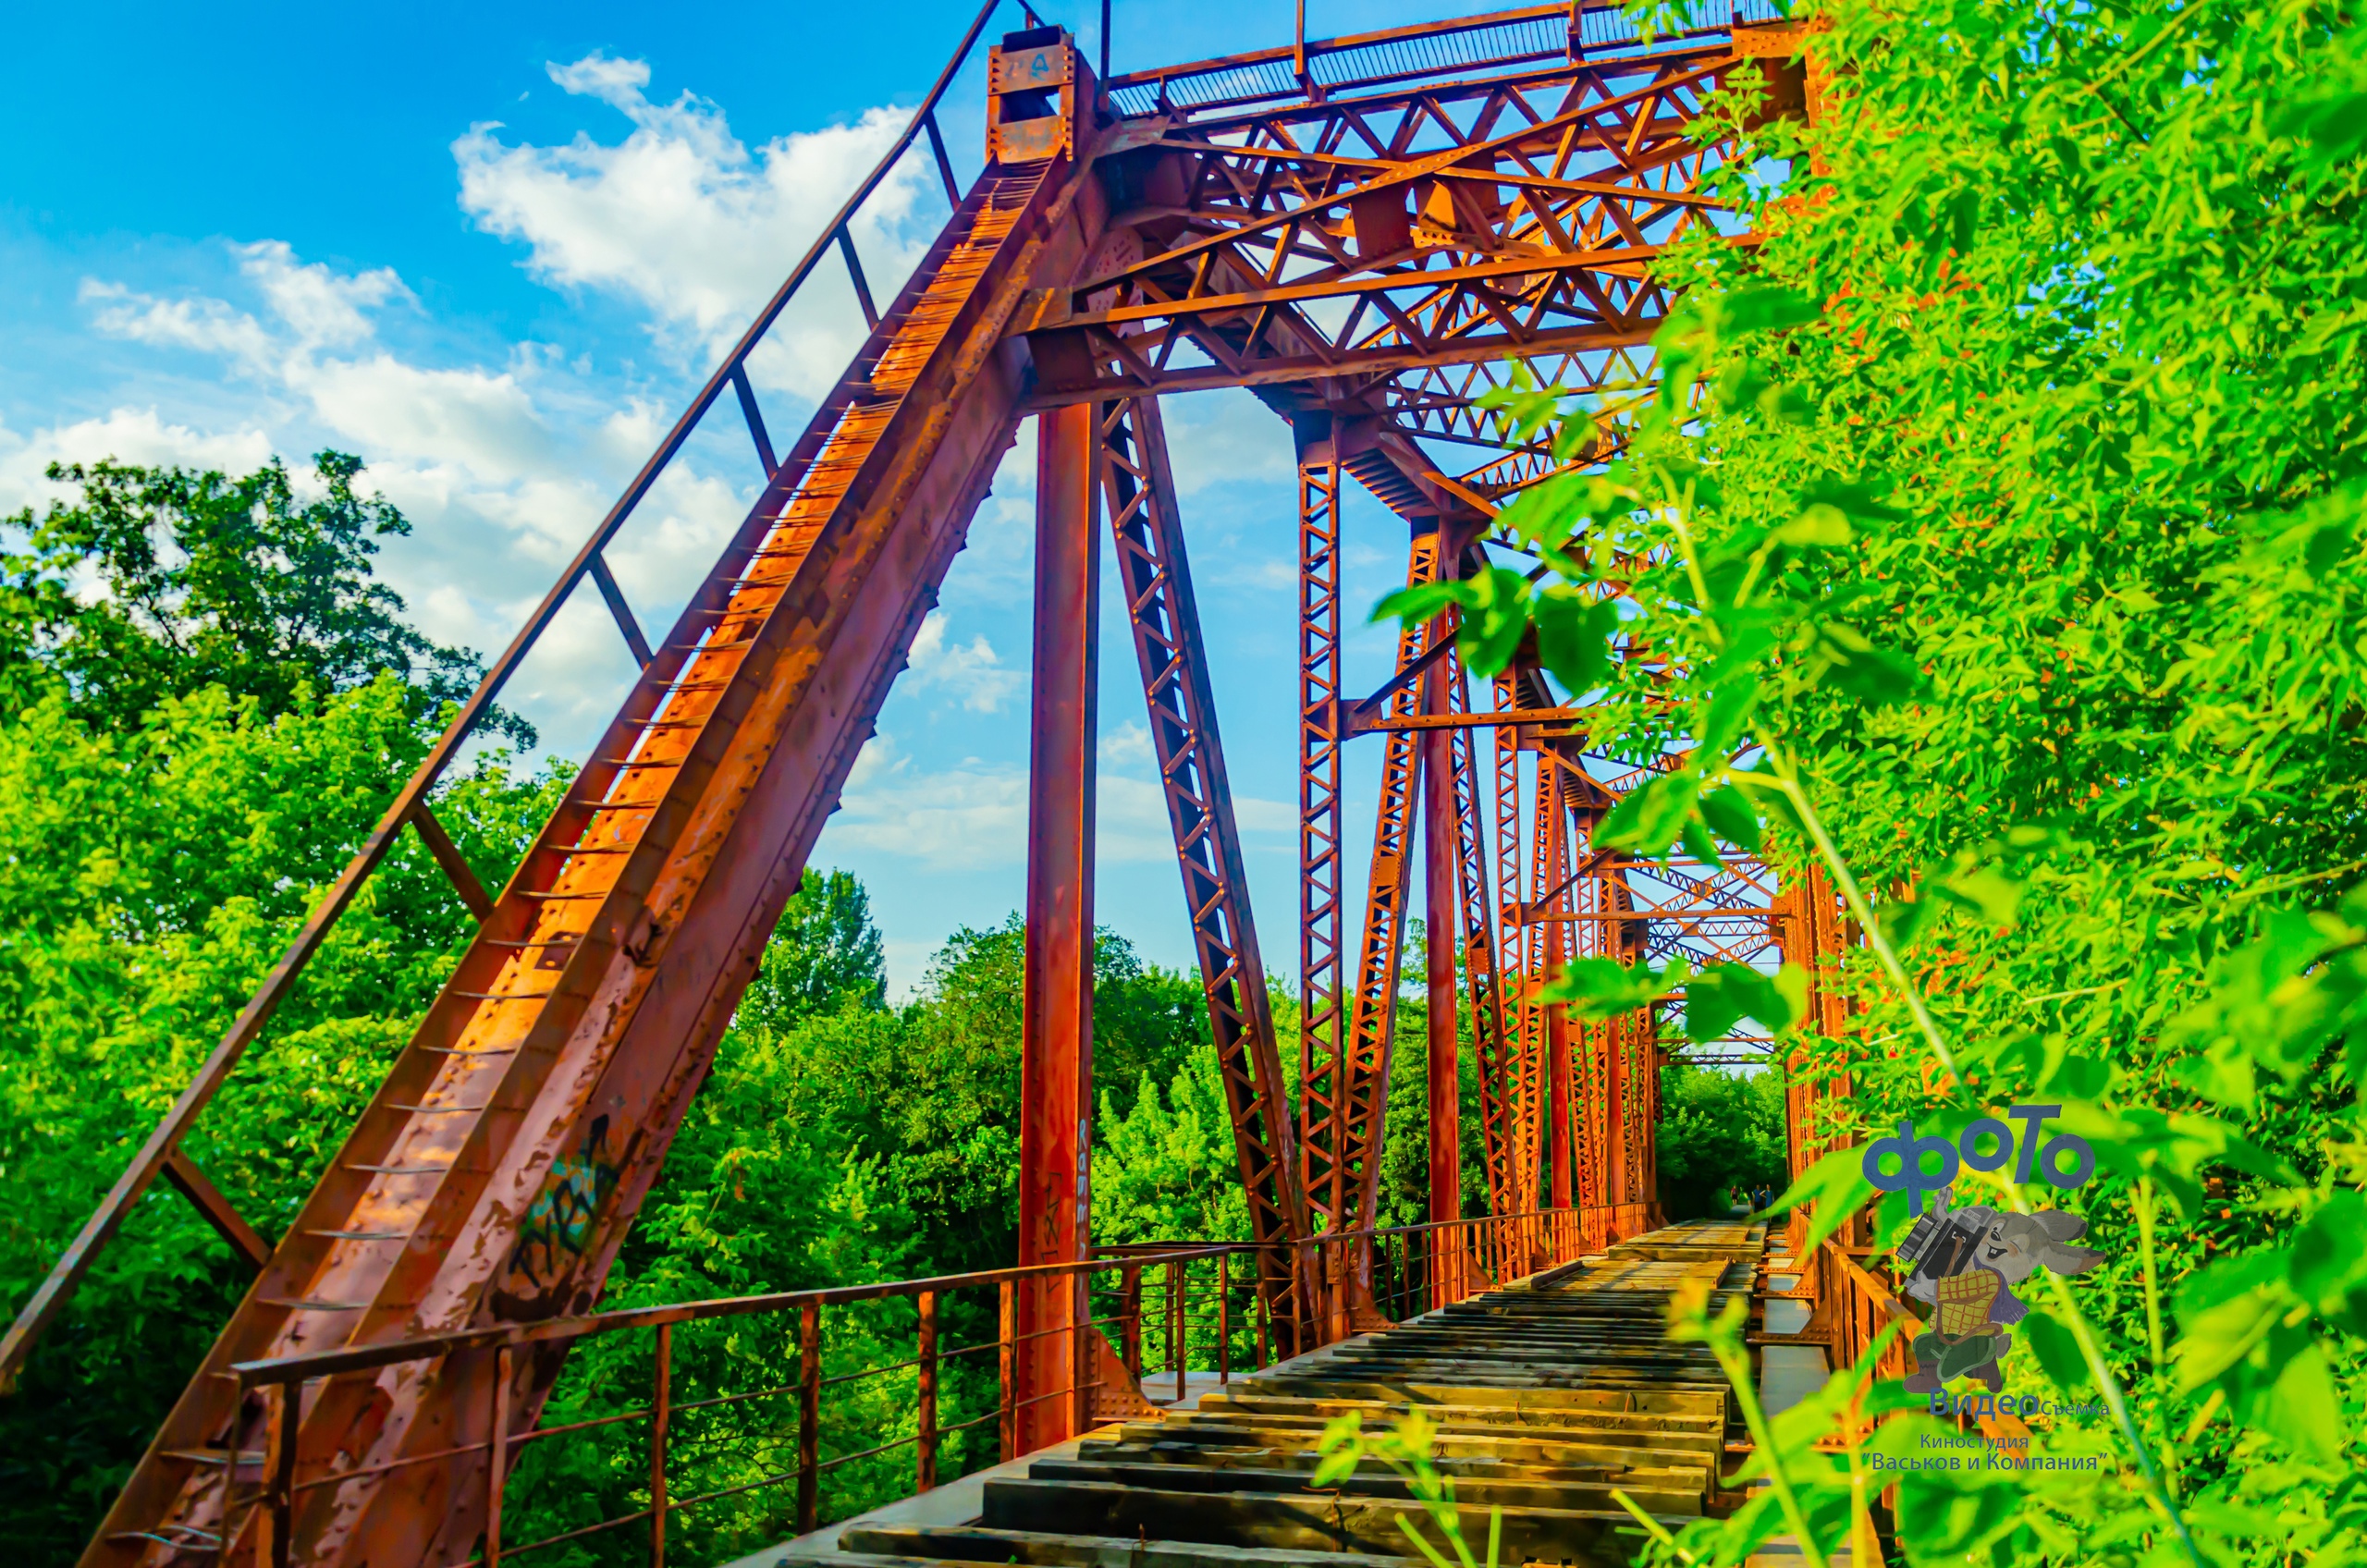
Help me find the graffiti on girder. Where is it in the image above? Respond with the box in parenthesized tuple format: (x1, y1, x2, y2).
(494, 1114, 622, 1318)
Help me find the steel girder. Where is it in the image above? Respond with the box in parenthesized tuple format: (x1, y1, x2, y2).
(1016, 401, 1100, 1453)
(1098, 394, 1314, 1344)
(82, 58, 1127, 1565)
(1294, 422, 1350, 1237)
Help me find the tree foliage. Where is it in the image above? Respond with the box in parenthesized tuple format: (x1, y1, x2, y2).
(1418, 0, 2367, 1558)
(0, 451, 525, 744)
(1656, 1065, 1785, 1222)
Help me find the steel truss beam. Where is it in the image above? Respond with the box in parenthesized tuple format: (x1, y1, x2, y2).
(1294, 417, 1355, 1252)
(1333, 529, 1443, 1255)
(1098, 394, 1315, 1344)
(1025, 45, 1753, 432)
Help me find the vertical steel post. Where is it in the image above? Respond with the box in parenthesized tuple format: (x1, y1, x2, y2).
(796, 1305, 821, 1535)
(1544, 792, 1575, 1213)
(1169, 1256, 1185, 1403)
(263, 1381, 296, 1568)
(650, 1322, 671, 1568)
(1605, 1010, 1630, 1219)
(998, 1280, 1018, 1464)
(1421, 641, 1462, 1307)
(487, 1345, 510, 1568)
(1295, 414, 1346, 1246)
(1019, 404, 1099, 1456)
(1122, 1265, 1144, 1382)
(915, 1291, 938, 1493)
(1216, 1253, 1231, 1385)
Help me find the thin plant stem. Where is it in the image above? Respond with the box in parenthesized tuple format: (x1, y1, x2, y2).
(1610, 1488, 1699, 1563)
(1729, 747, 1965, 1090)
(2135, 1176, 2179, 1494)
(1702, 1309, 1832, 1568)
(1960, 1166, 2205, 1566)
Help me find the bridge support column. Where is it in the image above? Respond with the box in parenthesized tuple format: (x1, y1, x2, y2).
(1421, 654, 1461, 1305)
(1018, 402, 1099, 1453)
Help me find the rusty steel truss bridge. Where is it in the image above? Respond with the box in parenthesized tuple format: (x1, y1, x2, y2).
(4, 4, 1859, 1563)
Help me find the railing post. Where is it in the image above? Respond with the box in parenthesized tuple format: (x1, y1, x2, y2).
(916, 1290, 938, 1493)
(1168, 1257, 1186, 1403)
(797, 1303, 821, 1535)
(488, 1344, 511, 1568)
(1073, 1266, 1093, 1439)
(998, 1280, 1018, 1463)
(1256, 1268, 1271, 1368)
(650, 1322, 671, 1568)
(261, 1379, 297, 1568)
(1122, 1265, 1143, 1384)
(1217, 1254, 1235, 1382)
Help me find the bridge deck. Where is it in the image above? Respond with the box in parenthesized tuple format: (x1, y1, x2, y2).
(764, 1220, 1763, 1568)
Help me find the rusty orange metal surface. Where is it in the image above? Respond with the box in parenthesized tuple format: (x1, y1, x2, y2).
(31, 5, 1834, 1559)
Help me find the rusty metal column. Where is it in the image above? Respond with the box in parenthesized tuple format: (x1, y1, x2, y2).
(1018, 402, 1099, 1453)
(1295, 415, 1346, 1261)
(1544, 792, 1575, 1213)
(1098, 393, 1313, 1350)
(1420, 641, 1461, 1300)
(1604, 1011, 1630, 1224)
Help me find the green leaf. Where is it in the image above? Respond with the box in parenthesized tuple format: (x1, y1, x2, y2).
(1684, 962, 1802, 1042)
(1454, 566, 1533, 677)
(1549, 955, 1681, 1017)
(2291, 1191, 2367, 1333)
(1697, 677, 1761, 761)
(1594, 772, 1699, 858)
(1721, 284, 1822, 336)
(1372, 581, 1468, 627)
(1760, 1143, 1874, 1256)
(1531, 588, 1619, 697)
(2260, 1343, 2345, 1464)
(1808, 621, 1927, 706)
(1678, 814, 1723, 872)
(1935, 860, 2023, 926)
(1775, 502, 1854, 546)
(1698, 786, 1762, 855)
(2021, 1306, 2091, 1391)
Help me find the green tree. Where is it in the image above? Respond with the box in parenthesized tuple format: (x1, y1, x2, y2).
(0, 447, 552, 1562)
(1653, 1066, 1784, 1222)
(734, 868, 889, 1031)
(0, 681, 561, 1562)
(0, 451, 526, 743)
(1417, 0, 2367, 1557)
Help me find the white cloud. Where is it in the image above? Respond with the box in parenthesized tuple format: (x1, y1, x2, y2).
(453, 54, 941, 399)
(0, 408, 277, 517)
(42, 59, 969, 765)
(302, 356, 551, 478)
(904, 611, 1022, 713)
(1161, 389, 1294, 495)
(239, 239, 410, 349)
(828, 734, 1028, 870)
(1100, 720, 1152, 766)
(825, 724, 1263, 873)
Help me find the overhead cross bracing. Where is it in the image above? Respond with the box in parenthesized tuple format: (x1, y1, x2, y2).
(9, 5, 1855, 1563)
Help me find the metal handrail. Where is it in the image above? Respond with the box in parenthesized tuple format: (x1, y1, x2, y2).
(0, 0, 1013, 1397)
(215, 1205, 1644, 1562)
(1102, 0, 1788, 118)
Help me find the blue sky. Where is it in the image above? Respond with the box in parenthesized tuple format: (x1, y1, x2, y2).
(2, 0, 1483, 998)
